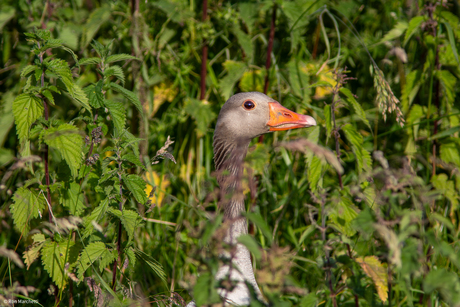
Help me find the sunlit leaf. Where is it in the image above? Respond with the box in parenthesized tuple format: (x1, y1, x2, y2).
(356, 256, 388, 302)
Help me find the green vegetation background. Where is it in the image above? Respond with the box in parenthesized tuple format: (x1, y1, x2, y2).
(1, 0, 460, 306)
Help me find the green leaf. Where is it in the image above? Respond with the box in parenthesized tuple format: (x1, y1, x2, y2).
(78, 57, 102, 66)
(193, 272, 221, 306)
(24, 236, 46, 270)
(46, 59, 90, 111)
(432, 174, 459, 212)
(42, 123, 83, 178)
(429, 126, 460, 141)
(329, 196, 359, 237)
(60, 182, 85, 216)
(246, 212, 273, 245)
(106, 54, 139, 64)
(435, 70, 456, 104)
(423, 269, 460, 304)
(104, 65, 125, 85)
(84, 81, 104, 108)
(133, 248, 167, 282)
(12, 93, 44, 143)
(104, 100, 125, 133)
(379, 21, 408, 44)
(0, 6, 15, 31)
(76, 242, 114, 280)
(300, 293, 317, 307)
(81, 7, 111, 48)
(184, 98, 217, 137)
(340, 87, 371, 131)
(442, 21, 460, 66)
(122, 153, 145, 170)
(403, 16, 424, 46)
(42, 240, 79, 289)
(82, 198, 109, 238)
(108, 208, 142, 242)
(42, 89, 55, 106)
(20, 65, 37, 78)
(308, 156, 322, 192)
(232, 26, 253, 60)
(237, 234, 262, 260)
(109, 82, 143, 116)
(342, 123, 371, 174)
(122, 174, 147, 204)
(440, 142, 460, 167)
(219, 60, 247, 99)
(11, 187, 46, 236)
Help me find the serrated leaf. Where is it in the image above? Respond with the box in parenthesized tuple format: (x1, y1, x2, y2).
(184, 98, 216, 137)
(104, 100, 126, 133)
(219, 60, 247, 99)
(440, 142, 460, 167)
(403, 16, 424, 46)
(46, 59, 90, 111)
(356, 256, 388, 302)
(84, 81, 104, 108)
(330, 196, 359, 237)
(60, 181, 86, 216)
(12, 93, 44, 143)
(436, 70, 456, 104)
(342, 123, 371, 174)
(20, 65, 37, 78)
(307, 156, 322, 192)
(340, 87, 371, 131)
(104, 65, 125, 85)
(122, 174, 147, 204)
(76, 241, 113, 280)
(78, 57, 102, 66)
(83, 198, 109, 238)
(120, 129, 142, 157)
(42, 240, 78, 289)
(122, 153, 145, 169)
(24, 239, 46, 270)
(43, 123, 83, 178)
(10, 187, 46, 235)
(133, 248, 166, 282)
(42, 89, 55, 106)
(109, 82, 143, 115)
(108, 208, 142, 242)
(106, 54, 139, 64)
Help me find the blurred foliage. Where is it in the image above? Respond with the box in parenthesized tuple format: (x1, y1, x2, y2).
(1, 0, 460, 306)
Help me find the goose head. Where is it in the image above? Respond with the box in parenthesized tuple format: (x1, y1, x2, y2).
(214, 92, 316, 172)
(215, 92, 316, 144)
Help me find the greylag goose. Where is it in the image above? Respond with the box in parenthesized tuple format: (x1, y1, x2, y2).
(189, 92, 316, 306)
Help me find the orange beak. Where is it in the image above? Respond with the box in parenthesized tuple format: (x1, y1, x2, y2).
(267, 101, 316, 131)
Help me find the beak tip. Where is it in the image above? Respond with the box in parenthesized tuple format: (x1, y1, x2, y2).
(303, 115, 316, 127)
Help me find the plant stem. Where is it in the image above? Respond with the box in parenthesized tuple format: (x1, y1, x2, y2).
(331, 71, 343, 189)
(112, 149, 124, 290)
(37, 43, 52, 223)
(200, 0, 208, 100)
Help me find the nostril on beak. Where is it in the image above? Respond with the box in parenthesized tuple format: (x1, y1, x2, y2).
(283, 112, 292, 118)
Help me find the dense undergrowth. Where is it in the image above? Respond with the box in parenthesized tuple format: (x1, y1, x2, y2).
(1, 0, 460, 306)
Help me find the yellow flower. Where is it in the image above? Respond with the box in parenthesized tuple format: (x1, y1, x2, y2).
(144, 171, 170, 207)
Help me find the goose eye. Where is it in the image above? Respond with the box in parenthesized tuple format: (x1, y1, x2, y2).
(243, 100, 255, 110)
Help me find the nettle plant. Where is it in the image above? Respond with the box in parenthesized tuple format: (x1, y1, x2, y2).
(10, 29, 165, 305)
